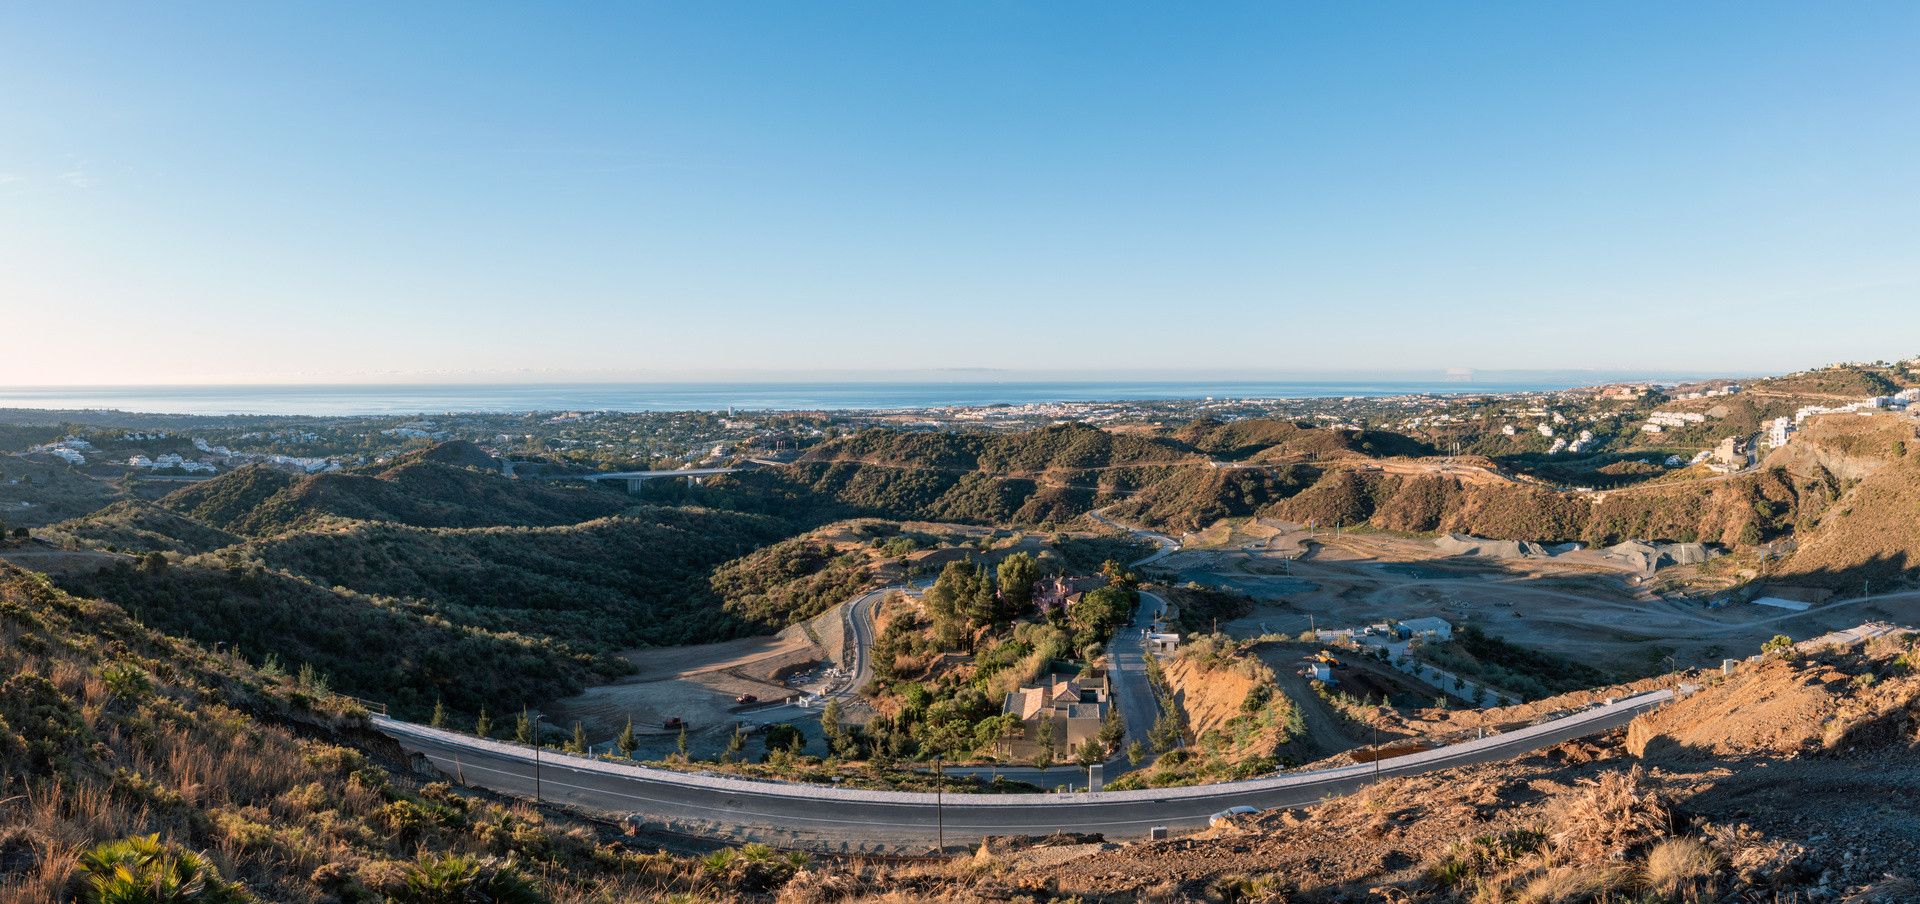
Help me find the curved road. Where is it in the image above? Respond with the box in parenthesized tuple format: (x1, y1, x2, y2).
(377, 690, 1670, 852)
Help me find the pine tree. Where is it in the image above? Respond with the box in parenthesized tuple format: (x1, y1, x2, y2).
(1098, 706, 1125, 749)
(617, 717, 638, 757)
(995, 552, 1039, 623)
(1032, 719, 1056, 769)
(1126, 740, 1146, 766)
(676, 724, 689, 761)
(962, 563, 998, 626)
(429, 698, 447, 729)
(570, 721, 588, 754)
(514, 707, 532, 744)
(724, 724, 747, 763)
(821, 699, 848, 757)
(474, 708, 492, 738)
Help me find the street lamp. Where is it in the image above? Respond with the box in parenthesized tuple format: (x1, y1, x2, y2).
(933, 756, 945, 855)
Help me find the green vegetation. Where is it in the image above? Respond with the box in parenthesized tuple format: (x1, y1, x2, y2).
(160, 446, 634, 537)
(1, 565, 896, 903)
(1160, 582, 1256, 634)
(708, 533, 879, 626)
(76, 834, 255, 904)
(1418, 625, 1610, 700)
(860, 550, 1135, 764)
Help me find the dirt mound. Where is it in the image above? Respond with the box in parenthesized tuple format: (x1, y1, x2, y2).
(1628, 633, 1920, 761)
(1433, 532, 1548, 559)
(1162, 653, 1269, 752)
(1600, 539, 1720, 573)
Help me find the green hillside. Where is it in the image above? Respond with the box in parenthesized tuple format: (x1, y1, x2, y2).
(156, 444, 634, 536)
(36, 499, 242, 554)
(0, 565, 746, 903)
(1173, 417, 1435, 461)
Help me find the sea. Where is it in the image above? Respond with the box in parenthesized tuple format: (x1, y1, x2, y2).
(0, 375, 1702, 417)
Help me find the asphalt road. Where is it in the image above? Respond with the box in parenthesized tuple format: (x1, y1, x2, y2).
(727, 583, 898, 727)
(377, 689, 1670, 852)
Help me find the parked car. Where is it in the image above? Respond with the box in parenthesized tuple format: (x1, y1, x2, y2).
(735, 694, 759, 705)
(663, 716, 684, 730)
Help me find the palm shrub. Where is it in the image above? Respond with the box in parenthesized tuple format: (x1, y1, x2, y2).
(391, 852, 544, 904)
(77, 834, 254, 904)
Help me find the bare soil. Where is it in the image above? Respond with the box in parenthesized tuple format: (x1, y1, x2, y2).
(544, 601, 849, 757)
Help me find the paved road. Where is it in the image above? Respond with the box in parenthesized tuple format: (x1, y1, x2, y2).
(730, 583, 905, 726)
(1111, 591, 1168, 751)
(377, 689, 1671, 852)
(1087, 509, 1181, 569)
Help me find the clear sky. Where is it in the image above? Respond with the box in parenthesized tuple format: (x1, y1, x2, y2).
(3, 2, 1916, 385)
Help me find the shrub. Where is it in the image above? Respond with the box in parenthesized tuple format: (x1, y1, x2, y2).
(391, 852, 544, 904)
(77, 834, 255, 904)
(1642, 836, 1721, 898)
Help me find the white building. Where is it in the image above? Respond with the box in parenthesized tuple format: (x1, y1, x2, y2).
(1766, 417, 1793, 448)
(1400, 617, 1454, 640)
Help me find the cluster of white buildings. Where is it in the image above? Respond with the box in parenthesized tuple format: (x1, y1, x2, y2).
(34, 437, 97, 465)
(126, 453, 217, 474)
(1640, 410, 1708, 434)
(1670, 383, 1742, 401)
(1771, 389, 1920, 448)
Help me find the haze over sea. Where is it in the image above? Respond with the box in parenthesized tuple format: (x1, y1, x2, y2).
(0, 373, 1724, 417)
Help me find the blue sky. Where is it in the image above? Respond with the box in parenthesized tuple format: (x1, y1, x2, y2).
(2, 2, 1916, 384)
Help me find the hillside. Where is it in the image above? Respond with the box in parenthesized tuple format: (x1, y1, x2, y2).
(1173, 417, 1435, 461)
(0, 454, 121, 528)
(55, 505, 792, 718)
(23, 442, 817, 721)
(35, 499, 242, 554)
(701, 421, 1434, 531)
(893, 629, 1920, 902)
(1766, 414, 1920, 588)
(803, 423, 1198, 472)
(0, 565, 812, 904)
(156, 444, 634, 537)
(1750, 363, 1906, 399)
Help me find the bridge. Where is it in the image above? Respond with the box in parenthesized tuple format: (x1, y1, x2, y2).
(574, 467, 743, 491)
(547, 458, 792, 491)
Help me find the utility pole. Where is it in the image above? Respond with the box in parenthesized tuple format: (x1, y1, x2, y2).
(532, 714, 546, 803)
(1372, 713, 1382, 781)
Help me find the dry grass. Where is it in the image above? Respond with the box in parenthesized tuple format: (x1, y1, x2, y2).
(1642, 837, 1721, 898)
(1547, 766, 1675, 861)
